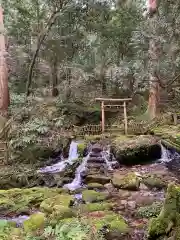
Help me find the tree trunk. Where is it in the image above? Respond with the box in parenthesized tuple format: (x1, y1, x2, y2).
(147, 0, 160, 119)
(0, 6, 9, 117)
(26, 8, 63, 98)
(147, 74, 160, 119)
(51, 54, 59, 97)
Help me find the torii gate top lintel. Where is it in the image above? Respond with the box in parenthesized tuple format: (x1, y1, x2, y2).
(95, 98, 132, 134)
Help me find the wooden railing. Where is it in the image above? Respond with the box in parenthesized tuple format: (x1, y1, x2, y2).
(74, 124, 124, 136)
(0, 141, 8, 165)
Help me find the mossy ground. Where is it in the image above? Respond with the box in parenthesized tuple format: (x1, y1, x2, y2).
(0, 187, 68, 216)
(84, 211, 129, 233)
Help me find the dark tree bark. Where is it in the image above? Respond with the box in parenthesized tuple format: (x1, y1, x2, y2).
(26, 3, 66, 98)
(0, 6, 9, 117)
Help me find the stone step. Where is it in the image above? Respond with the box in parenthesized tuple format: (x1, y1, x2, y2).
(87, 157, 105, 164)
(86, 162, 105, 169)
(91, 144, 103, 153)
(89, 152, 102, 158)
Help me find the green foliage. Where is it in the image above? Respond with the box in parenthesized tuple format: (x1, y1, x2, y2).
(137, 202, 163, 218)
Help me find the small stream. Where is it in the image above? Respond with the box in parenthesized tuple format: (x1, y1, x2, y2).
(2, 140, 180, 229)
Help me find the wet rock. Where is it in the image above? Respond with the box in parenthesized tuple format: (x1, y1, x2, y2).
(87, 182, 105, 190)
(85, 174, 111, 184)
(91, 144, 103, 153)
(89, 152, 102, 158)
(120, 200, 128, 206)
(82, 190, 108, 203)
(135, 195, 155, 206)
(104, 183, 115, 192)
(143, 175, 167, 190)
(23, 212, 45, 232)
(128, 201, 136, 209)
(140, 183, 149, 191)
(87, 157, 105, 164)
(119, 190, 131, 199)
(112, 172, 140, 190)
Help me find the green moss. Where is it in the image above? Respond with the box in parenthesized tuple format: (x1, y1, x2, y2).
(137, 202, 163, 219)
(78, 202, 113, 213)
(49, 206, 76, 225)
(82, 190, 108, 203)
(40, 194, 73, 213)
(87, 183, 104, 189)
(77, 143, 86, 157)
(85, 175, 111, 184)
(143, 175, 167, 189)
(86, 211, 129, 233)
(0, 187, 64, 216)
(23, 213, 45, 232)
(148, 183, 180, 238)
(112, 172, 140, 190)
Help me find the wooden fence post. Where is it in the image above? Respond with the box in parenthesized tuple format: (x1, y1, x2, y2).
(101, 101, 105, 133)
(123, 101, 128, 135)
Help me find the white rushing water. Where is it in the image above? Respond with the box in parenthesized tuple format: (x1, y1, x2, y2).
(63, 154, 90, 191)
(159, 143, 180, 163)
(37, 140, 79, 173)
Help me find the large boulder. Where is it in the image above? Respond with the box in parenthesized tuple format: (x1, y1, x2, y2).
(112, 172, 140, 190)
(112, 135, 160, 165)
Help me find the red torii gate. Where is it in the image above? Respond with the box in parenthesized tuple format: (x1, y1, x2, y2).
(95, 98, 132, 135)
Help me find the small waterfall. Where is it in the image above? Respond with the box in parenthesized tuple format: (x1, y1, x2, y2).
(63, 154, 89, 191)
(159, 143, 180, 163)
(37, 140, 79, 173)
(159, 144, 172, 162)
(68, 140, 78, 161)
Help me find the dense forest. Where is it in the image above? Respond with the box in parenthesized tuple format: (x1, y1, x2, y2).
(1, 0, 180, 240)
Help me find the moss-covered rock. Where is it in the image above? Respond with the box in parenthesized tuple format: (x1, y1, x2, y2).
(0, 187, 69, 216)
(23, 212, 45, 232)
(112, 172, 140, 190)
(40, 194, 73, 213)
(85, 211, 129, 233)
(85, 175, 111, 184)
(82, 190, 108, 203)
(143, 175, 167, 190)
(87, 182, 104, 190)
(77, 202, 113, 213)
(112, 135, 160, 165)
(148, 183, 180, 239)
(49, 206, 76, 225)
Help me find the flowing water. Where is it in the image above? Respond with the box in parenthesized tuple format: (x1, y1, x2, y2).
(63, 154, 90, 191)
(159, 143, 180, 163)
(37, 140, 79, 174)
